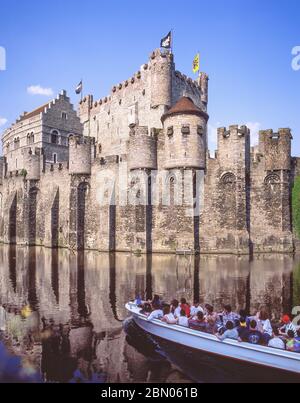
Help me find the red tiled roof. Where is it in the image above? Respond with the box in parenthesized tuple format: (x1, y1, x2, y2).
(162, 96, 209, 122)
(18, 103, 48, 122)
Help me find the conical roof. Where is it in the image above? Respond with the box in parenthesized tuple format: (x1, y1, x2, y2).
(161, 96, 209, 122)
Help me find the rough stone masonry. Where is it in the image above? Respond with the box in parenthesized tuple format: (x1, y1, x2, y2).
(0, 48, 298, 254)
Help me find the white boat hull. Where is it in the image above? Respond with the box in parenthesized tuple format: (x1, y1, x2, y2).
(126, 303, 300, 375)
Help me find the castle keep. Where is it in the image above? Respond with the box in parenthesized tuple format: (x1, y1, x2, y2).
(0, 49, 296, 254)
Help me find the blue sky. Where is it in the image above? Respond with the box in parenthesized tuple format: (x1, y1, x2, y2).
(0, 0, 299, 154)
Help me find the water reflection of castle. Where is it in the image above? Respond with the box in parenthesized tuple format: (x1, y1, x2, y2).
(0, 246, 299, 382)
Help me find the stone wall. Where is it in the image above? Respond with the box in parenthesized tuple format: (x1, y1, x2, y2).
(0, 49, 297, 255)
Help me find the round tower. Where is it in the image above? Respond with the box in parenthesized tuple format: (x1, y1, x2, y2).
(69, 135, 92, 175)
(150, 49, 173, 110)
(128, 126, 157, 171)
(162, 97, 209, 170)
(23, 148, 40, 180)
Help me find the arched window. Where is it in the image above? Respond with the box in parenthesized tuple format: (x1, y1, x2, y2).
(51, 130, 59, 144)
(264, 173, 280, 185)
(14, 137, 20, 150)
(220, 172, 236, 186)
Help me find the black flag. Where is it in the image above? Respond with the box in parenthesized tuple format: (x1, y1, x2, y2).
(160, 31, 172, 49)
(75, 80, 83, 95)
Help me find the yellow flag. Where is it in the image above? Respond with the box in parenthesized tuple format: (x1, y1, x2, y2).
(193, 53, 200, 74)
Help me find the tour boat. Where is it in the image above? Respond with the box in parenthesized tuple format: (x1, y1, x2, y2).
(125, 303, 300, 375)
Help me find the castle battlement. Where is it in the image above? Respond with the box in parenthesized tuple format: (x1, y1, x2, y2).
(0, 48, 296, 255)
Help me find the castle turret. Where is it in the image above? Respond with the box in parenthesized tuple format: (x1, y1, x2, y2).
(22, 148, 41, 180)
(217, 125, 250, 168)
(259, 128, 292, 171)
(199, 72, 209, 110)
(78, 95, 93, 137)
(128, 125, 157, 171)
(69, 135, 93, 175)
(150, 49, 173, 110)
(162, 97, 208, 170)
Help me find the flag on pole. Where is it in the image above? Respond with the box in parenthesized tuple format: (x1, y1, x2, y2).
(192, 53, 200, 74)
(160, 31, 172, 49)
(75, 80, 83, 95)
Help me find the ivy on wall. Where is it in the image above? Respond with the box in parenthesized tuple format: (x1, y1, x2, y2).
(292, 176, 300, 239)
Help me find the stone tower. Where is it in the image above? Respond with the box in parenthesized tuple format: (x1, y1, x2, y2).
(162, 97, 208, 170)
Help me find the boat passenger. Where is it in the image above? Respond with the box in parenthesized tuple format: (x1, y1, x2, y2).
(216, 321, 240, 341)
(189, 311, 208, 332)
(205, 304, 218, 333)
(217, 305, 239, 334)
(268, 326, 286, 350)
(244, 320, 263, 345)
(180, 298, 191, 318)
(134, 295, 143, 307)
(286, 330, 296, 352)
(279, 315, 297, 337)
(171, 299, 181, 318)
(294, 329, 300, 353)
(147, 303, 163, 321)
(190, 301, 204, 318)
(236, 316, 249, 340)
(151, 295, 163, 309)
(256, 308, 273, 344)
(161, 305, 178, 325)
(178, 309, 189, 327)
(140, 302, 152, 315)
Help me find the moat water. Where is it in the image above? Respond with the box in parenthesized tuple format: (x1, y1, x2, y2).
(0, 245, 300, 383)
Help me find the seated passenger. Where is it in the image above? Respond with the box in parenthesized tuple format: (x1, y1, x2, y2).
(171, 299, 181, 319)
(161, 305, 178, 325)
(239, 309, 251, 327)
(140, 302, 152, 315)
(147, 303, 163, 321)
(279, 315, 297, 337)
(190, 301, 204, 318)
(189, 311, 208, 332)
(151, 294, 162, 310)
(268, 326, 286, 350)
(217, 305, 239, 334)
(256, 308, 273, 344)
(178, 309, 189, 327)
(286, 329, 297, 352)
(180, 298, 191, 318)
(294, 329, 300, 353)
(244, 320, 263, 345)
(134, 295, 143, 307)
(216, 321, 240, 341)
(236, 316, 249, 340)
(205, 304, 218, 333)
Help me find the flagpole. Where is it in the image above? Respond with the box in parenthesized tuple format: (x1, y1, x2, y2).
(81, 78, 83, 102)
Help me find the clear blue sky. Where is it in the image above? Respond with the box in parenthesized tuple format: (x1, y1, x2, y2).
(0, 0, 299, 153)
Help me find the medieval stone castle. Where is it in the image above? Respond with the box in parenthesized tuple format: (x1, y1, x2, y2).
(1, 48, 299, 255)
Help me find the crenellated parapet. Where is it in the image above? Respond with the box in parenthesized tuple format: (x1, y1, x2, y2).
(22, 147, 42, 180)
(259, 128, 292, 171)
(216, 125, 250, 169)
(128, 125, 158, 171)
